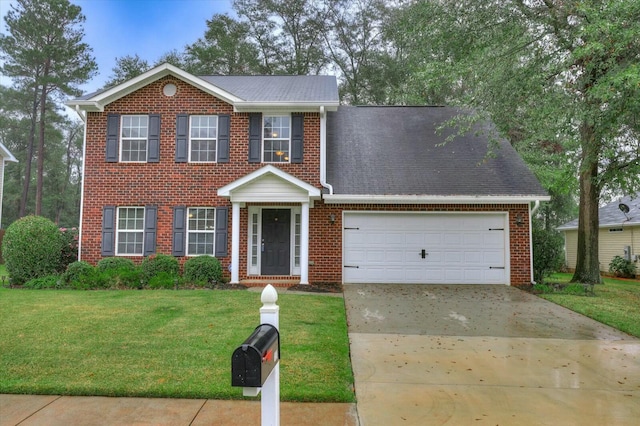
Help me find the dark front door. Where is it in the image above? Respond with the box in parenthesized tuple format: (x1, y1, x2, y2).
(261, 209, 291, 275)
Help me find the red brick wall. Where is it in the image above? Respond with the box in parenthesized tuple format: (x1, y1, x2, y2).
(80, 76, 320, 265)
(81, 76, 532, 286)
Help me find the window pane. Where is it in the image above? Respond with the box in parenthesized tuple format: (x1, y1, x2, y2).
(121, 115, 148, 162)
(187, 208, 215, 255)
(263, 116, 290, 163)
(190, 116, 217, 162)
(117, 207, 144, 255)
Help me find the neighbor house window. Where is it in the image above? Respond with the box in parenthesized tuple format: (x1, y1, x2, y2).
(187, 207, 215, 255)
(190, 115, 218, 162)
(263, 115, 290, 162)
(116, 207, 145, 255)
(120, 115, 148, 162)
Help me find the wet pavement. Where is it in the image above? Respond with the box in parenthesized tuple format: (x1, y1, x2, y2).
(343, 284, 640, 425)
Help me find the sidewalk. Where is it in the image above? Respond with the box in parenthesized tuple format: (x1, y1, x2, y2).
(0, 394, 357, 426)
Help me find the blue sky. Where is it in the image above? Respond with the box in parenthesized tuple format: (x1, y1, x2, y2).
(0, 0, 234, 93)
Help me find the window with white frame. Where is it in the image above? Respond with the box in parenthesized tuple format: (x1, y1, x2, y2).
(121, 115, 148, 162)
(187, 207, 215, 255)
(263, 115, 290, 162)
(116, 207, 145, 255)
(190, 115, 218, 162)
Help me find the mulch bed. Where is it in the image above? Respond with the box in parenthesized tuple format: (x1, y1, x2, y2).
(287, 282, 343, 293)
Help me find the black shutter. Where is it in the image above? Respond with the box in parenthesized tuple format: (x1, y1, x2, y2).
(215, 206, 228, 257)
(248, 113, 262, 163)
(175, 114, 188, 162)
(143, 205, 158, 256)
(291, 113, 304, 163)
(172, 206, 187, 256)
(101, 206, 116, 256)
(147, 114, 160, 162)
(106, 114, 120, 162)
(217, 114, 230, 163)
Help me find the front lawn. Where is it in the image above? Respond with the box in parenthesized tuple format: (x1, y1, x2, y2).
(0, 288, 354, 402)
(540, 273, 640, 338)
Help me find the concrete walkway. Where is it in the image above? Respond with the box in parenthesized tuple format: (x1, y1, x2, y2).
(343, 284, 640, 425)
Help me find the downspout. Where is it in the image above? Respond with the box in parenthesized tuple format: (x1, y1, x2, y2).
(319, 106, 333, 195)
(75, 105, 87, 261)
(529, 200, 540, 283)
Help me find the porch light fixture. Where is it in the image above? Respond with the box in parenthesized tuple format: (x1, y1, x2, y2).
(329, 213, 336, 224)
(515, 213, 524, 226)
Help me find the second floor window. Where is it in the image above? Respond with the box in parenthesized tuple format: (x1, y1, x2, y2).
(121, 115, 149, 162)
(190, 116, 218, 162)
(263, 116, 290, 163)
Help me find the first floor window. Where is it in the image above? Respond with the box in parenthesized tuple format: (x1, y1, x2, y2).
(121, 115, 148, 162)
(117, 207, 144, 255)
(187, 207, 215, 255)
(263, 115, 290, 162)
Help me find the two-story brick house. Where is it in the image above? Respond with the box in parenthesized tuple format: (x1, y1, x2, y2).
(68, 63, 548, 287)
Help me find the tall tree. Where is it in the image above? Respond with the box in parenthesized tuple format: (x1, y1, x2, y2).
(0, 0, 97, 216)
(103, 54, 150, 88)
(395, 0, 640, 284)
(185, 13, 261, 75)
(233, 0, 328, 75)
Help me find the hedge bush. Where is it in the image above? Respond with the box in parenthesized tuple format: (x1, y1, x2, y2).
(97, 257, 136, 272)
(3, 216, 64, 285)
(61, 261, 95, 290)
(24, 275, 60, 289)
(184, 255, 223, 286)
(609, 255, 637, 278)
(141, 254, 180, 284)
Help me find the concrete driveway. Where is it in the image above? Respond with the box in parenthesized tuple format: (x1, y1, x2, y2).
(344, 284, 640, 425)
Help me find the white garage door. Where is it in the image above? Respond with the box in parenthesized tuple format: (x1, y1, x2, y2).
(343, 212, 508, 284)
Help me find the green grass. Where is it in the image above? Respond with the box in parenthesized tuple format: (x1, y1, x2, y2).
(541, 273, 640, 338)
(0, 288, 354, 402)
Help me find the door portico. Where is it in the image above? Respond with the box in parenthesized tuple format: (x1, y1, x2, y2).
(218, 165, 321, 284)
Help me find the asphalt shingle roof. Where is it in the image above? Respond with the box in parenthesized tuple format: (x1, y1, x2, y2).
(326, 106, 547, 197)
(558, 193, 640, 230)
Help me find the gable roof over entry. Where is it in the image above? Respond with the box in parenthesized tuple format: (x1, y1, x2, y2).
(324, 106, 549, 204)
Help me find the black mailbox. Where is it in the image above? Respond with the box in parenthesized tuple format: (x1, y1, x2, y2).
(231, 324, 280, 388)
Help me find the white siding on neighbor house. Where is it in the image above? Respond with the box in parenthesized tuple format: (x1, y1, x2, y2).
(563, 225, 639, 272)
(231, 174, 310, 203)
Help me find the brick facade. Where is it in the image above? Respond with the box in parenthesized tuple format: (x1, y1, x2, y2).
(79, 75, 534, 287)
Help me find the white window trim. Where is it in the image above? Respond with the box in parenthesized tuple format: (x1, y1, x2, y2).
(115, 206, 145, 256)
(188, 115, 218, 163)
(186, 207, 216, 256)
(119, 115, 149, 163)
(262, 114, 291, 164)
(247, 206, 301, 276)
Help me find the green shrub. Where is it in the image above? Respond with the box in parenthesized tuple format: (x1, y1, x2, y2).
(184, 256, 223, 286)
(59, 227, 79, 271)
(532, 226, 564, 284)
(24, 275, 61, 289)
(95, 267, 143, 289)
(609, 255, 637, 278)
(61, 261, 95, 290)
(97, 257, 136, 272)
(148, 271, 181, 289)
(141, 254, 180, 285)
(3, 216, 64, 285)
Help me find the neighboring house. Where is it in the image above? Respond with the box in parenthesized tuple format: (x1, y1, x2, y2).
(0, 142, 18, 229)
(67, 63, 548, 287)
(558, 194, 640, 273)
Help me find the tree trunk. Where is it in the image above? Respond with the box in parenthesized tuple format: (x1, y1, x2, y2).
(19, 88, 39, 217)
(571, 122, 603, 284)
(35, 60, 50, 216)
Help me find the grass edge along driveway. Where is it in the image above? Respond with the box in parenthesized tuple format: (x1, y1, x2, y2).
(541, 273, 640, 338)
(0, 288, 355, 402)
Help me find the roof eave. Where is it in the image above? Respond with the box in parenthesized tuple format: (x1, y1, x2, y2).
(322, 194, 551, 205)
(233, 101, 340, 113)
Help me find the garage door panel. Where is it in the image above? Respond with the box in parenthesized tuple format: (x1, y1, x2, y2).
(343, 213, 509, 284)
